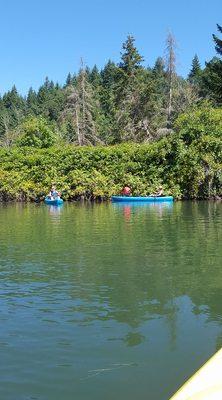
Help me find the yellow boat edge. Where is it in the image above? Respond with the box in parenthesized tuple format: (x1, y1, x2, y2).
(169, 348, 222, 400)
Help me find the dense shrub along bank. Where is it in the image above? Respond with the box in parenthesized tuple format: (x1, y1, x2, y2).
(0, 132, 221, 201)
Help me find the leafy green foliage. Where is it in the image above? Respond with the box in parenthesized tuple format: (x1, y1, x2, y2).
(17, 117, 57, 148)
(174, 106, 222, 144)
(0, 130, 221, 201)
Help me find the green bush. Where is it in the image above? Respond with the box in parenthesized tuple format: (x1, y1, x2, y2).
(0, 135, 221, 201)
(174, 105, 222, 144)
(17, 117, 57, 148)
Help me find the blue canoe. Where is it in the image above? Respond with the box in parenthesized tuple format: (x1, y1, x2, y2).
(111, 196, 173, 203)
(44, 197, 64, 205)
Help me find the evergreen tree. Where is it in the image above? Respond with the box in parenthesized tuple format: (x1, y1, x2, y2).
(188, 54, 202, 83)
(49, 80, 55, 90)
(89, 65, 102, 87)
(150, 60, 169, 133)
(2, 85, 26, 129)
(0, 98, 10, 138)
(98, 61, 119, 143)
(202, 57, 222, 105)
(37, 79, 65, 120)
(119, 35, 144, 76)
(37, 80, 51, 114)
(65, 73, 76, 88)
(3, 85, 25, 111)
(43, 76, 51, 89)
(101, 60, 118, 86)
(66, 73, 72, 86)
(114, 36, 149, 142)
(202, 25, 222, 105)
(213, 24, 222, 56)
(27, 87, 39, 115)
(153, 57, 165, 76)
(47, 85, 65, 121)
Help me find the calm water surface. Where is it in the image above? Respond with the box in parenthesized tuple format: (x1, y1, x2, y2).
(0, 201, 221, 400)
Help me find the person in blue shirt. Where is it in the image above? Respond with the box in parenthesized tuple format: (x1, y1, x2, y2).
(49, 185, 58, 199)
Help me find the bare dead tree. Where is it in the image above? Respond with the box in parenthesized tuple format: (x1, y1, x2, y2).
(60, 86, 82, 145)
(77, 63, 103, 145)
(61, 60, 103, 145)
(173, 79, 200, 114)
(0, 113, 17, 147)
(80, 58, 86, 142)
(165, 31, 177, 127)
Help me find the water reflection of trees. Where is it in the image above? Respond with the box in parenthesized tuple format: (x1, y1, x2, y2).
(0, 201, 221, 339)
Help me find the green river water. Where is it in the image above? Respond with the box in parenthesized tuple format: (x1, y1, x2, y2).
(0, 201, 221, 400)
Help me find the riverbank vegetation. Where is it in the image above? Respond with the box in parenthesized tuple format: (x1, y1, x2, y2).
(0, 26, 221, 201)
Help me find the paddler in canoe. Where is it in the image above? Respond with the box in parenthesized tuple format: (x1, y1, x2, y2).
(153, 185, 164, 197)
(47, 185, 61, 200)
(121, 185, 164, 197)
(121, 186, 131, 196)
(48, 185, 58, 200)
(44, 185, 63, 205)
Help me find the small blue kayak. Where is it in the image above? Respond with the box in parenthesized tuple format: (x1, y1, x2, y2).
(111, 196, 173, 203)
(44, 197, 63, 205)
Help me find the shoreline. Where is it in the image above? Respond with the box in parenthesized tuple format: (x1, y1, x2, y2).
(0, 196, 221, 204)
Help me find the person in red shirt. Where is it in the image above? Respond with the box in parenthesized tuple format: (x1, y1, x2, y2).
(121, 186, 131, 196)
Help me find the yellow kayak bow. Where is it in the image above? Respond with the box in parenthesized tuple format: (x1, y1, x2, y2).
(170, 348, 222, 400)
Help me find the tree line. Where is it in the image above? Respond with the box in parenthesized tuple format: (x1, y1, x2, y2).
(0, 25, 221, 148)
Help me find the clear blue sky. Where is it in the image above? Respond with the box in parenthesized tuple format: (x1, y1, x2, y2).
(0, 0, 221, 95)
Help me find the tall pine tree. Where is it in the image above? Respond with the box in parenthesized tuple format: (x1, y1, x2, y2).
(2, 85, 26, 129)
(202, 24, 222, 105)
(188, 54, 202, 83)
(153, 57, 165, 77)
(27, 87, 39, 115)
(119, 35, 144, 77)
(114, 36, 148, 141)
(213, 24, 222, 55)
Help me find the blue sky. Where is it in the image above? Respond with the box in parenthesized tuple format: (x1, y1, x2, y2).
(0, 0, 221, 95)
